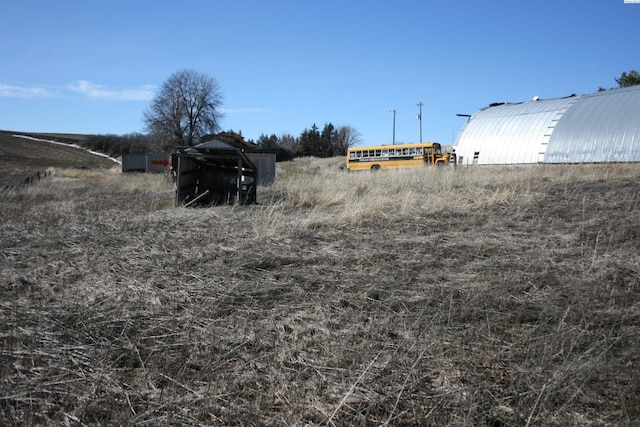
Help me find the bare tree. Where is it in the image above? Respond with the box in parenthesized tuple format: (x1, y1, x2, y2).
(278, 132, 298, 154)
(334, 125, 362, 156)
(144, 69, 224, 149)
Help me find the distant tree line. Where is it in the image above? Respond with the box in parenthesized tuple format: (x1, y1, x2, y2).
(252, 123, 361, 161)
(78, 123, 361, 162)
(80, 133, 159, 157)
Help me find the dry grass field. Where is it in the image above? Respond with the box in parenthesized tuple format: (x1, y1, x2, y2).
(1, 147, 639, 425)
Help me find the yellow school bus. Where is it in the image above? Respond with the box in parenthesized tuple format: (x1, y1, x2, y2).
(346, 142, 452, 171)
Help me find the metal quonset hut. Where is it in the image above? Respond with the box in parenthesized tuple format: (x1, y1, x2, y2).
(453, 85, 640, 165)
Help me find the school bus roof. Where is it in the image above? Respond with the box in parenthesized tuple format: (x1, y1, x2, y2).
(347, 142, 440, 152)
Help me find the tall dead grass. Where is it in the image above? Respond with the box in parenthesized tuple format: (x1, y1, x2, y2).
(1, 160, 639, 426)
(256, 160, 639, 233)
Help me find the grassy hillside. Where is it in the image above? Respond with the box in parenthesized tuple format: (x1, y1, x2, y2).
(1, 159, 639, 425)
(0, 131, 117, 187)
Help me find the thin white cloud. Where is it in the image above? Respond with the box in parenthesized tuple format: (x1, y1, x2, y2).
(0, 83, 54, 98)
(0, 80, 155, 101)
(67, 80, 155, 101)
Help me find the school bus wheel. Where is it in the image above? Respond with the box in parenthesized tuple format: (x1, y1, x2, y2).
(371, 164, 381, 171)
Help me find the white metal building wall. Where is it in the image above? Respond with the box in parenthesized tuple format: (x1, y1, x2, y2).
(453, 97, 578, 165)
(544, 86, 640, 163)
(453, 85, 640, 165)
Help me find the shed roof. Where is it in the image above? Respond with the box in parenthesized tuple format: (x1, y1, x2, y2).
(175, 140, 257, 172)
(453, 85, 640, 164)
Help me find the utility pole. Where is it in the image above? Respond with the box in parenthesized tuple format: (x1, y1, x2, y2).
(417, 102, 423, 143)
(389, 109, 396, 145)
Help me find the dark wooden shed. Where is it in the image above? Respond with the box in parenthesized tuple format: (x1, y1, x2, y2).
(172, 140, 257, 207)
(201, 132, 276, 186)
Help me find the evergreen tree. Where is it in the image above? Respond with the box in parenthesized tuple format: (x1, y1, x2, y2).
(320, 123, 337, 158)
(256, 133, 279, 149)
(615, 70, 640, 88)
(600, 69, 640, 91)
(298, 124, 321, 157)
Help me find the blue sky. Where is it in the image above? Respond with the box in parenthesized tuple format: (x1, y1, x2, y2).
(1, 0, 638, 147)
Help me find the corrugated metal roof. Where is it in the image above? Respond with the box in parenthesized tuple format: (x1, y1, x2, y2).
(194, 139, 235, 150)
(544, 85, 640, 163)
(453, 85, 640, 164)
